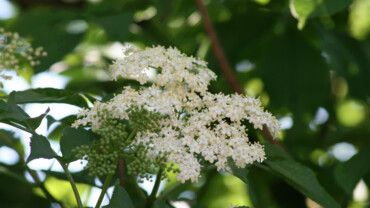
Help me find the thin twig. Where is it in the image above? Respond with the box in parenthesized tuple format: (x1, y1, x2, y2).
(194, 0, 243, 94)
(195, 0, 284, 149)
(57, 159, 83, 208)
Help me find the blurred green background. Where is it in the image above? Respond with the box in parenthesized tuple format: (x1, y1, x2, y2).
(0, 0, 369, 207)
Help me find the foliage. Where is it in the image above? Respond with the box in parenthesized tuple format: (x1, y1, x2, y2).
(0, 0, 369, 208)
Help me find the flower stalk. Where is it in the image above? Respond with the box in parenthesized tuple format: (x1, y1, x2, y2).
(57, 159, 83, 208)
(95, 174, 114, 208)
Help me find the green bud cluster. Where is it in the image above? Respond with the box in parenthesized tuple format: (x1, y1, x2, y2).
(73, 116, 129, 176)
(74, 107, 170, 179)
(128, 107, 163, 132)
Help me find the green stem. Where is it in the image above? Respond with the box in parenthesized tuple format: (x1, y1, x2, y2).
(146, 169, 163, 207)
(57, 159, 83, 208)
(95, 174, 114, 208)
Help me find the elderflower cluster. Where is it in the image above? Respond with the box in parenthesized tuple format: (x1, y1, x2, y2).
(110, 44, 216, 93)
(0, 28, 47, 80)
(73, 45, 280, 182)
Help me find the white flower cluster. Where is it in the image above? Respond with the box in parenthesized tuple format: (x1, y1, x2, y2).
(110, 44, 216, 93)
(0, 28, 47, 80)
(74, 45, 280, 182)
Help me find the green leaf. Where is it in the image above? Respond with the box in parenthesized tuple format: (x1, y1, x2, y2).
(0, 100, 49, 131)
(60, 127, 96, 162)
(334, 149, 370, 195)
(9, 88, 92, 107)
(104, 185, 134, 208)
(290, 0, 351, 29)
(256, 32, 330, 115)
(47, 115, 77, 140)
(24, 108, 50, 131)
(27, 135, 57, 163)
(0, 100, 30, 124)
(264, 143, 292, 161)
(264, 144, 340, 208)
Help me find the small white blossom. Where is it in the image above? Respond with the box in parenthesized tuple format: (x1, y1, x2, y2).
(110, 45, 216, 94)
(74, 46, 280, 182)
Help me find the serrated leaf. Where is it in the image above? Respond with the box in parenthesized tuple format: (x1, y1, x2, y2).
(9, 88, 91, 107)
(60, 127, 96, 162)
(334, 149, 370, 195)
(264, 144, 340, 208)
(104, 185, 134, 208)
(27, 134, 57, 163)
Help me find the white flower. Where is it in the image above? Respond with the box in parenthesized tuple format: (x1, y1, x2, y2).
(74, 45, 280, 182)
(109, 45, 216, 94)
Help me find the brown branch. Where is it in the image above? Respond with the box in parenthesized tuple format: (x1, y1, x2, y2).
(195, 0, 284, 149)
(194, 0, 243, 94)
(117, 158, 126, 187)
